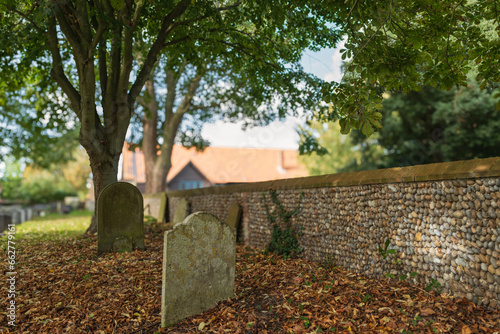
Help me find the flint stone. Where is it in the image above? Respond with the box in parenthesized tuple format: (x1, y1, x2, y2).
(97, 182, 145, 254)
(143, 193, 167, 222)
(173, 198, 189, 224)
(161, 212, 235, 328)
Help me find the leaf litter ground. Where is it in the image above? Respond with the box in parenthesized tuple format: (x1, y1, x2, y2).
(1, 222, 499, 333)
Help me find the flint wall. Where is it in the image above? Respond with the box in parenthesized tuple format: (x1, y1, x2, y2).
(166, 157, 500, 308)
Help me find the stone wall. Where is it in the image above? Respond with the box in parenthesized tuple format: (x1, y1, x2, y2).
(166, 157, 500, 308)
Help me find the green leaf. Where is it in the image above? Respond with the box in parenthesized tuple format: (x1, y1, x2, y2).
(361, 122, 374, 137)
(339, 118, 350, 134)
(110, 0, 125, 10)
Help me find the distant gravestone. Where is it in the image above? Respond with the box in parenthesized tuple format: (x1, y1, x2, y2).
(0, 213, 7, 233)
(18, 209, 26, 224)
(0, 213, 13, 233)
(161, 212, 235, 328)
(11, 211, 20, 225)
(226, 202, 242, 236)
(97, 182, 145, 254)
(64, 196, 80, 209)
(26, 208, 33, 222)
(172, 198, 189, 224)
(143, 193, 167, 222)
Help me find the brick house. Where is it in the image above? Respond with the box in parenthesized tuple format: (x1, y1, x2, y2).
(120, 143, 308, 192)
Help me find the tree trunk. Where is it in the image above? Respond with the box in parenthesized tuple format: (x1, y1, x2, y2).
(142, 72, 201, 193)
(85, 152, 121, 234)
(146, 161, 171, 193)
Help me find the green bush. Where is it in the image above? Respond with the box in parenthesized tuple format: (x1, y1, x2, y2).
(262, 189, 304, 258)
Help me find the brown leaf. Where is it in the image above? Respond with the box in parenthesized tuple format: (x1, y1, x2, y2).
(461, 325, 472, 334)
(420, 308, 436, 316)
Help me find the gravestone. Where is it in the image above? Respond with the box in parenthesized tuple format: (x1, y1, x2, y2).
(0, 213, 13, 233)
(10, 211, 20, 225)
(97, 182, 145, 254)
(143, 193, 167, 222)
(0, 213, 6, 233)
(161, 212, 235, 327)
(26, 208, 33, 222)
(64, 196, 80, 209)
(226, 202, 242, 236)
(18, 209, 26, 224)
(172, 198, 189, 224)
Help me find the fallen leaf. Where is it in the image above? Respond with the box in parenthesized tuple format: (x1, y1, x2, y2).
(461, 325, 472, 334)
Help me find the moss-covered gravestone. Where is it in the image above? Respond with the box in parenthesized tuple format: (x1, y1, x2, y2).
(161, 212, 235, 327)
(97, 182, 145, 254)
(226, 202, 242, 236)
(172, 198, 189, 224)
(143, 193, 167, 222)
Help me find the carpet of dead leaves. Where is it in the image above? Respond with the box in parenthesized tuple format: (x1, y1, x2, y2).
(1, 221, 499, 334)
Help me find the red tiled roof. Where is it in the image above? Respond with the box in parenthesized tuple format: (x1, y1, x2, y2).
(121, 143, 308, 184)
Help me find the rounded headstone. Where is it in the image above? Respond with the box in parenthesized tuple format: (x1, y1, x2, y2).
(97, 182, 144, 254)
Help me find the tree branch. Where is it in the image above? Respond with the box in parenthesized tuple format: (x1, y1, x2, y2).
(75, 0, 93, 46)
(52, 5, 85, 65)
(3, 4, 45, 34)
(129, 0, 191, 102)
(46, 15, 82, 120)
(118, 0, 135, 97)
(55, 0, 90, 50)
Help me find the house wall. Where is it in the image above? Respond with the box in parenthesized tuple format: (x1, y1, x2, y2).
(165, 157, 500, 309)
(167, 164, 212, 191)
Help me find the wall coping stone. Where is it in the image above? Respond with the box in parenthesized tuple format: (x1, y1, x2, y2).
(166, 157, 500, 198)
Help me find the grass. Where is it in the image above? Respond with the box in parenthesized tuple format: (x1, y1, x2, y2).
(0, 210, 92, 248)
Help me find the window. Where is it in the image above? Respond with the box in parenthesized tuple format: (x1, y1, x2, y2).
(179, 180, 203, 190)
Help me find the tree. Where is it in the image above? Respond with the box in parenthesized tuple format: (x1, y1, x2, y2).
(360, 80, 500, 168)
(0, 148, 90, 204)
(309, 78, 500, 172)
(132, 26, 331, 193)
(0, 62, 80, 168)
(61, 147, 92, 200)
(299, 122, 384, 175)
(2, 1, 499, 233)
(311, 0, 500, 139)
(0, 1, 342, 233)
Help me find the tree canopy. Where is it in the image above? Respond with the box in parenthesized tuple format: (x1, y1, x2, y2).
(1, 0, 499, 214)
(311, 0, 500, 138)
(302, 78, 500, 174)
(129, 11, 335, 192)
(0, 0, 345, 232)
(362, 79, 500, 168)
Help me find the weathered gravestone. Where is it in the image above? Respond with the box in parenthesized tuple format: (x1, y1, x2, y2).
(226, 202, 242, 237)
(172, 198, 189, 224)
(143, 193, 167, 222)
(97, 182, 145, 254)
(161, 212, 235, 327)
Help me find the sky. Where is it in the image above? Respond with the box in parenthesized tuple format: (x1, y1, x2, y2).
(201, 41, 345, 150)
